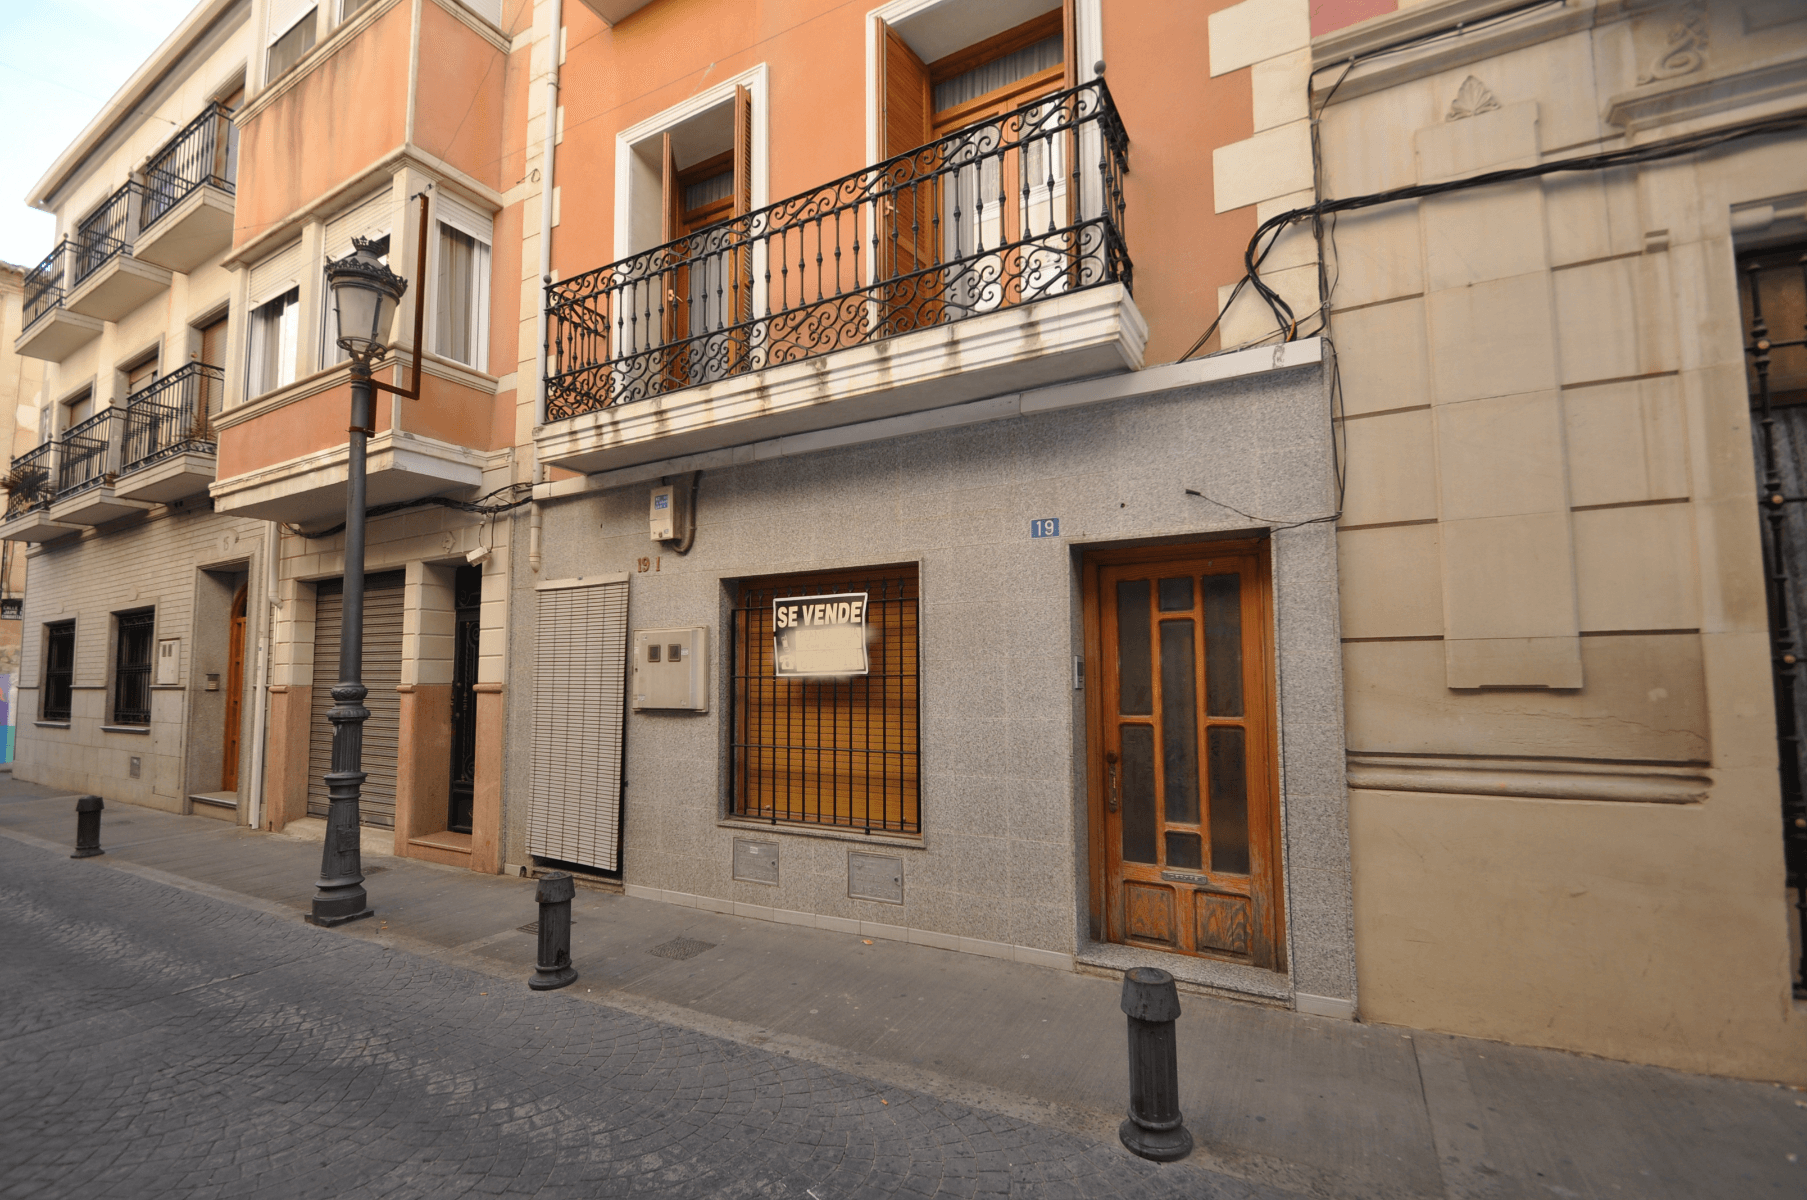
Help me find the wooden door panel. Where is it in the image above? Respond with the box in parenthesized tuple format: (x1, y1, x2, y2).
(1125, 882, 1176, 946)
(1088, 543, 1282, 968)
(1194, 890, 1251, 957)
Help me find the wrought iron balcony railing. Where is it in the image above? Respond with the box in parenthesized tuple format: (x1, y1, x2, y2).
(56, 409, 117, 499)
(20, 242, 70, 331)
(72, 183, 136, 287)
(545, 78, 1130, 421)
(142, 102, 237, 231)
(121, 362, 223, 472)
(3, 443, 57, 519)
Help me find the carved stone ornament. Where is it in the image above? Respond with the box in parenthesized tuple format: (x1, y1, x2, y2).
(1639, 0, 1709, 85)
(1446, 76, 1501, 121)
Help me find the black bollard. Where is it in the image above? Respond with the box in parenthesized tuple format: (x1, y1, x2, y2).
(529, 872, 578, 991)
(1119, 966, 1193, 1162)
(71, 795, 104, 859)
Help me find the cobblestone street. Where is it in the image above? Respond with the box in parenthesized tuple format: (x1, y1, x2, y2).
(0, 836, 1278, 1200)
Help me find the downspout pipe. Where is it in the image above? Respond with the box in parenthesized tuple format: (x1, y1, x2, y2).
(248, 519, 280, 829)
(529, 0, 561, 574)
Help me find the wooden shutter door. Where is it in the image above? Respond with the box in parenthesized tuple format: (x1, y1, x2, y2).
(879, 22, 936, 335)
(307, 573, 405, 827)
(530, 576, 629, 870)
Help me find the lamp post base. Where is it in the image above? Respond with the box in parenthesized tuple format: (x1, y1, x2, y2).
(305, 907, 375, 928)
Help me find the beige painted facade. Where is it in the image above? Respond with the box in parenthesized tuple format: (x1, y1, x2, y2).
(0, 265, 47, 750)
(1198, 0, 1807, 1079)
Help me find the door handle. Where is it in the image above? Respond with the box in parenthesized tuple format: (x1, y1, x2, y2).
(1105, 750, 1119, 813)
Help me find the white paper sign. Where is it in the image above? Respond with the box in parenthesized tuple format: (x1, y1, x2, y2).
(772, 592, 869, 677)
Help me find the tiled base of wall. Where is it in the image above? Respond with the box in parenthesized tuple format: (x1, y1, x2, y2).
(622, 883, 1076, 973)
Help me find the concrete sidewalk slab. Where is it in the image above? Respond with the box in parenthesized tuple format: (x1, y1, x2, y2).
(2, 781, 1802, 1199)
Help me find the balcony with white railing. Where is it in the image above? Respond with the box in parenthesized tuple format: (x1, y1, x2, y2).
(537, 79, 1141, 475)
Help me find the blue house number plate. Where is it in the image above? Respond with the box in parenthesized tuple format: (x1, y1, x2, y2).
(1030, 518, 1061, 538)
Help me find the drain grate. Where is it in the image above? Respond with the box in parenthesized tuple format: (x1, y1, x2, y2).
(649, 937, 715, 961)
(516, 918, 575, 934)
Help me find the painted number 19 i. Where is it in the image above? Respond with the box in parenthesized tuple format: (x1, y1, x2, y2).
(1030, 518, 1061, 538)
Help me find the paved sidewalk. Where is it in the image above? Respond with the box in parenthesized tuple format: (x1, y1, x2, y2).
(2, 779, 1803, 1198)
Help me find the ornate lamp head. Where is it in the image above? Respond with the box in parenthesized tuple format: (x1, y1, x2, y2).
(325, 236, 408, 364)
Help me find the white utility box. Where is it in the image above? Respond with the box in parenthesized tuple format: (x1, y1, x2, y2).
(649, 483, 688, 541)
(631, 626, 709, 711)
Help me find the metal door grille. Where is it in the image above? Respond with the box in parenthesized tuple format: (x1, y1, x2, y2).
(730, 566, 920, 835)
(1741, 243, 1807, 998)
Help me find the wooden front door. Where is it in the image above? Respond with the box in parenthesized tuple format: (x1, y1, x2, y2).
(1086, 542, 1283, 968)
(221, 586, 247, 790)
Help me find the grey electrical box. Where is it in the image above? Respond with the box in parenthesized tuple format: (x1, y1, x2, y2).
(649, 483, 688, 542)
(631, 626, 709, 711)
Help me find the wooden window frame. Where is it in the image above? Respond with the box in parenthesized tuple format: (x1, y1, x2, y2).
(729, 563, 922, 837)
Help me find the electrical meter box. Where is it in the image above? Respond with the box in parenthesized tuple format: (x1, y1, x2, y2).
(631, 627, 709, 711)
(649, 483, 688, 541)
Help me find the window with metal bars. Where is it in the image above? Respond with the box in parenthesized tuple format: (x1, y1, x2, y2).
(112, 610, 155, 726)
(730, 565, 921, 835)
(42, 622, 74, 721)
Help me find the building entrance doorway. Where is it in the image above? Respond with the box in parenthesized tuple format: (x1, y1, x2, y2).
(447, 564, 481, 834)
(220, 586, 247, 790)
(1084, 541, 1283, 968)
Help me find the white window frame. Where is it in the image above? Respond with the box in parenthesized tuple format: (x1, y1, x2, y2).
(428, 193, 494, 373)
(863, 0, 1100, 164)
(612, 64, 770, 266)
(320, 189, 396, 368)
(247, 288, 301, 399)
(265, 0, 319, 84)
(246, 238, 305, 399)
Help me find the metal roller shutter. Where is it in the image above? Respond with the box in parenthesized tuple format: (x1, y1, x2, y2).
(530, 575, 630, 870)
(307, 572, 406, 827)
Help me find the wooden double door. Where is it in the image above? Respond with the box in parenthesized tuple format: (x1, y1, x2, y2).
(1086, 542, 1283, 968)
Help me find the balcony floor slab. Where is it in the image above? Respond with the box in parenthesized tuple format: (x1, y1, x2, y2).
(209, 430, 486, 526)
(134, 187, 235, 274)
(15, 308, 104, 362)
(115, 451, 217, 504)
(49, 488, 154, 527)
(0, 509, 84, 543)
(66, 256, 172, 324)
(536, 283, 1147, 476)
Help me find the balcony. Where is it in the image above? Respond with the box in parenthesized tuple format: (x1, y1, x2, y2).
(0, 444, 81, 543)
(64, 184, 172, 323)
(538, 79, 1140, 475)
(48, 409, 152, 526)
(134, 103, 237, 273)
(14, 243, 102, 360)
(115, 362, 222, 503)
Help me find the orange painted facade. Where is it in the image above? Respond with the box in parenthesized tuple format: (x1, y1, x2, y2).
(548, 0, 1260, 365)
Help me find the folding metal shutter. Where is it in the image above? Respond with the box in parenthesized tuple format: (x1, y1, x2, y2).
(307, 572, 405, 827)
(530, 575, 629, 870)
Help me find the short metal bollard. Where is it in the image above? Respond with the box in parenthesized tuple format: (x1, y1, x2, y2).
(528, 871, 579, 991)
(1119, 966, 1193, 1162)
(71, 795, 104, 859)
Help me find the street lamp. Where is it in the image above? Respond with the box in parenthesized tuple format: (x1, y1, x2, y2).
(307, 235, 407, 928)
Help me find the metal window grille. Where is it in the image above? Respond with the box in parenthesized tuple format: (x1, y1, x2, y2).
(730, 566, 920, 835)
(43, 622, 74, 722)
(113, 610, 154, 726)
